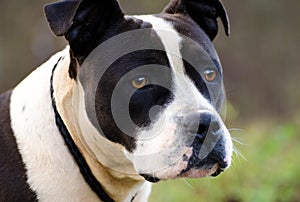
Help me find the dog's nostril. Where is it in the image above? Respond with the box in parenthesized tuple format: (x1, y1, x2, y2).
(197, 113, 211, 134)
(198, 113, 220, 135)
(195, 133, 206, 143)
(183, 112, 221, 144)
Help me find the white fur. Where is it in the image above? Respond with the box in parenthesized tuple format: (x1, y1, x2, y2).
(135, 15, 185, 74)
(10, 48, 150, 202)
(71, 80, 149, 201)
(10, 49, 100, 201)
(132, 182, 152, 202)
(72, 81, 139, 175)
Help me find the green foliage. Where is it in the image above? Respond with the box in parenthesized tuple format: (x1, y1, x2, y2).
(150, 122, 300, 202)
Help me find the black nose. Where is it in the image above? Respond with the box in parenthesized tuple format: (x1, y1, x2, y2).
(182, 112, 228, 171)
(183, 112, 221, 144)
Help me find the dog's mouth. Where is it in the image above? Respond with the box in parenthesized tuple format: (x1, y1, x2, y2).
(138, 144, 229, 182)
(140, 164, 223, 183)
(137, 125, 231, 183)
(178, 146, 228, 179)
(179, 163, 224, 178)
(140, 174, 161, 183)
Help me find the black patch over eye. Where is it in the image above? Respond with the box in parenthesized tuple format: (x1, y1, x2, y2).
(129, 85, 172, 127)
(183, 59, 225, 111)
(94, 50, 172, 151)
(184, 60, 211, 101)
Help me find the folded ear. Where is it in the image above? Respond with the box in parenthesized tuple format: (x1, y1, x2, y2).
(44, 0, 124, 57)
(44, 0, 82, 36)
(163, 0, 229, 41)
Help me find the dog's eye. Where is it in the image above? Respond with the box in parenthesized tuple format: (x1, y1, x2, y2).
(204, 69, 217, 82)
(131, 77, 149, 89)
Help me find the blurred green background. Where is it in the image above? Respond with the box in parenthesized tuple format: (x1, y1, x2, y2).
(0, 0, 299, 201)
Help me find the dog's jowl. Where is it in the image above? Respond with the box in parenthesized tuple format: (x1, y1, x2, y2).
(0, 0, 233, 201)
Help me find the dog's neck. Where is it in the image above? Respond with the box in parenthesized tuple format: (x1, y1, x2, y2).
(51, 47, 146, 202)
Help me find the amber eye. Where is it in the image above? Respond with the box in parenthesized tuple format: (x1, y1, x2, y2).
(204, 69, 217, 82)
(131, 77, 149, 89)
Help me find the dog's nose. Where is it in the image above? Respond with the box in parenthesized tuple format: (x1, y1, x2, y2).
(182, 112, 229, 170)
(183, 112, 221, 143)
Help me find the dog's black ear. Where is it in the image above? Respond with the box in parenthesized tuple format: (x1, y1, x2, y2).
(163, 0, 229, 40)
(44, 0, 124, 57)
(44, 0, 82, 36)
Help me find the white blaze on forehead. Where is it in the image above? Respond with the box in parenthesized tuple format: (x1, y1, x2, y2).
(134, 15, 185, 74)
(134, 15, 214, 111)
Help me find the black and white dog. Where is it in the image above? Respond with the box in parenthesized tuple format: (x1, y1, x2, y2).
(0, 0, 233, 201)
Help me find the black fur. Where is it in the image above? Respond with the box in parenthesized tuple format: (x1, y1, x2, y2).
(0, 91, 38, 201)
(45, 0, 229, 79)
(45, 0, 125, 79)
(44, 0, 83, 36)
(95, 50, 172, 152)
(45, 0, 124, 58)
(163, 0, 230, 40)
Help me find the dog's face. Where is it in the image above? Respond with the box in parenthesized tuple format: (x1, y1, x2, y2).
(45, 0, 233, 181)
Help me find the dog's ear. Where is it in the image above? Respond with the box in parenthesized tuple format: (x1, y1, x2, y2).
(163, 0, 229, 41)
(44, 0, 82, 36)
(44, 0, 124, 57)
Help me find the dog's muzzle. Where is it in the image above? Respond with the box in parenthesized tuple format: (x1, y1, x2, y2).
(179, 111, 229, 177)
(138, 110, 232, 182)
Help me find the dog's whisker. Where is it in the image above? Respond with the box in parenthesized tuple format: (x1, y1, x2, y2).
(181, 178, 194, 190)
(232, 146, 246, 163)
(231, 137, 245, 145)
(228, 128, 245, 145)
(228, 128, 244, 132)
(230, 157, 236, 166)
(226, 89, 240, 95)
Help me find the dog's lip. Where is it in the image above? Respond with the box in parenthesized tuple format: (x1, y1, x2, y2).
(179, 164, 222, 178)
(210, 167, 224, 177)
(140, 174, 161, 183)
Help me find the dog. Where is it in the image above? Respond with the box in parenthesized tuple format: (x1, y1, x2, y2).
(0, 0, 233, 201)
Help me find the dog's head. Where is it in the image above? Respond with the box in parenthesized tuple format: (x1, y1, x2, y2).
(45, 0, 233, 182)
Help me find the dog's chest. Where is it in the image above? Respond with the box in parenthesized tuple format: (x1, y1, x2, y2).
(1, 50, 101, 201)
